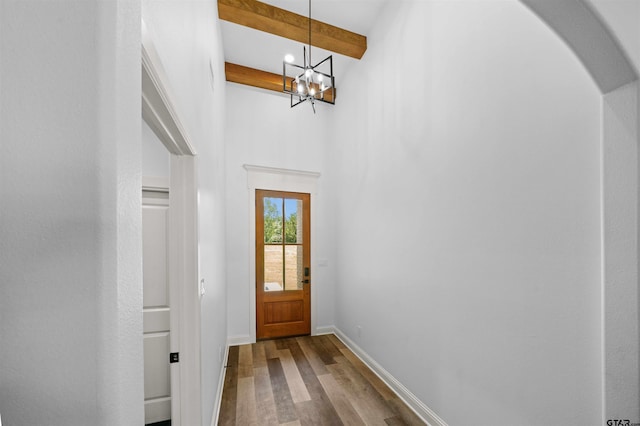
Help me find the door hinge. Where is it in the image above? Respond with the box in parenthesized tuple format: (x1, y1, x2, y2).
(170, 352, 179, 363)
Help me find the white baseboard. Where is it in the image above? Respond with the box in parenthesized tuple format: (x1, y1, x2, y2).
(227, 335, 252, 346)
(314, 325, 336, 335)
(333, 328, 448, 426)
(211, 343, 230, 426)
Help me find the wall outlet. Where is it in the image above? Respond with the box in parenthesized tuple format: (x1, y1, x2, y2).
(356, 325, 362, 338)
(218, 345, 223, 363)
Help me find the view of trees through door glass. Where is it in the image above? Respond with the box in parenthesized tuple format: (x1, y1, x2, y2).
(263, 197, 303, 292)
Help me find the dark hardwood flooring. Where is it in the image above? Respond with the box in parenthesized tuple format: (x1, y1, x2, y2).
(218, 334, 425, 425)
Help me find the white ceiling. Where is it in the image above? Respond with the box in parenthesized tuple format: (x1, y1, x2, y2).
(220, 0, 388, 81)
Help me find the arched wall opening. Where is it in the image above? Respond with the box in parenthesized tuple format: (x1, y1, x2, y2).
(520, 0, 639, 421)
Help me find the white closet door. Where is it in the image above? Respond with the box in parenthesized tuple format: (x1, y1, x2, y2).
(143, 190, 171, 425)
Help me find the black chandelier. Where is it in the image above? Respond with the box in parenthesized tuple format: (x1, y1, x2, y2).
(282, 0, 335, 113)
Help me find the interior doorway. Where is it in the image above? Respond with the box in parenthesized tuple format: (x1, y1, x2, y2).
(142, 19, 202, 425)
(255, 190, 311, 339)
(142, 187, 173, 425)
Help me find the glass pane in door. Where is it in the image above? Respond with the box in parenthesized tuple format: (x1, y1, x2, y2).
(264, 197, 283, 243)
(284, 245, 303, 290)
(264, 245, 283, 292)
(284, 198, 303, 244)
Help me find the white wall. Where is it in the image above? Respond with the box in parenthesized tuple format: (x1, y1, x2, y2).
(585, 2, 640, 422)
(142, 119, 170, 178)
(589, 0, 640, 74)
(329, 1, 603, 425)
(224, 85, 336, 341)
(588, 2, 640, 422)
(141, 1, 228, 424)
(601, 80, 639, 424)
(0, 0, 142, 425)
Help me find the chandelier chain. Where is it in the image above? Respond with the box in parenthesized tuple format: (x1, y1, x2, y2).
(308, 0, 311, 66)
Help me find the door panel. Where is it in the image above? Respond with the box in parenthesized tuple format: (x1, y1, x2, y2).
(256, 190, 311, 339)
(143, 190, 172, 424)
(144, 332, 171, 399)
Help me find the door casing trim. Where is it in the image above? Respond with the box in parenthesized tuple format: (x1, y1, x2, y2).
(142, 19, 201, 426)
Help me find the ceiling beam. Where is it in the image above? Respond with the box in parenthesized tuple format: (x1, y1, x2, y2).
(218, 0, 367, 59)
(225, 62, 282, 92)
(225, 62, 336, 103)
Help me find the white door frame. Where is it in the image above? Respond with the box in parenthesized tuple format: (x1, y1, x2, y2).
(142, 19, 201, 426)
(244, 164, 320, 343)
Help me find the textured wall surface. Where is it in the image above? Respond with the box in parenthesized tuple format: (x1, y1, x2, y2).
(602, 82, 639, 423)
(589, 0, 640, 73)
(550, 1, 640, 422)
(0, 0, 142, 424)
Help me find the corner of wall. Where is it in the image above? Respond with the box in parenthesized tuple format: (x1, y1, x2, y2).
(602, 80, 640, 423)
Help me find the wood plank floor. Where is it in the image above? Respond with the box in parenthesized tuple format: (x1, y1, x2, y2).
(218, 334, 425, 425)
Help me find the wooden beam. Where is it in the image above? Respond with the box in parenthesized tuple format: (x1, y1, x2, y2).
(225, 62, 335, 103)
(218, 0, 367, 59)
(226, 62, 283, 93)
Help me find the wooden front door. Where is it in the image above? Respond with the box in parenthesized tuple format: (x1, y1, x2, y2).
(256, 190, 311, 339)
